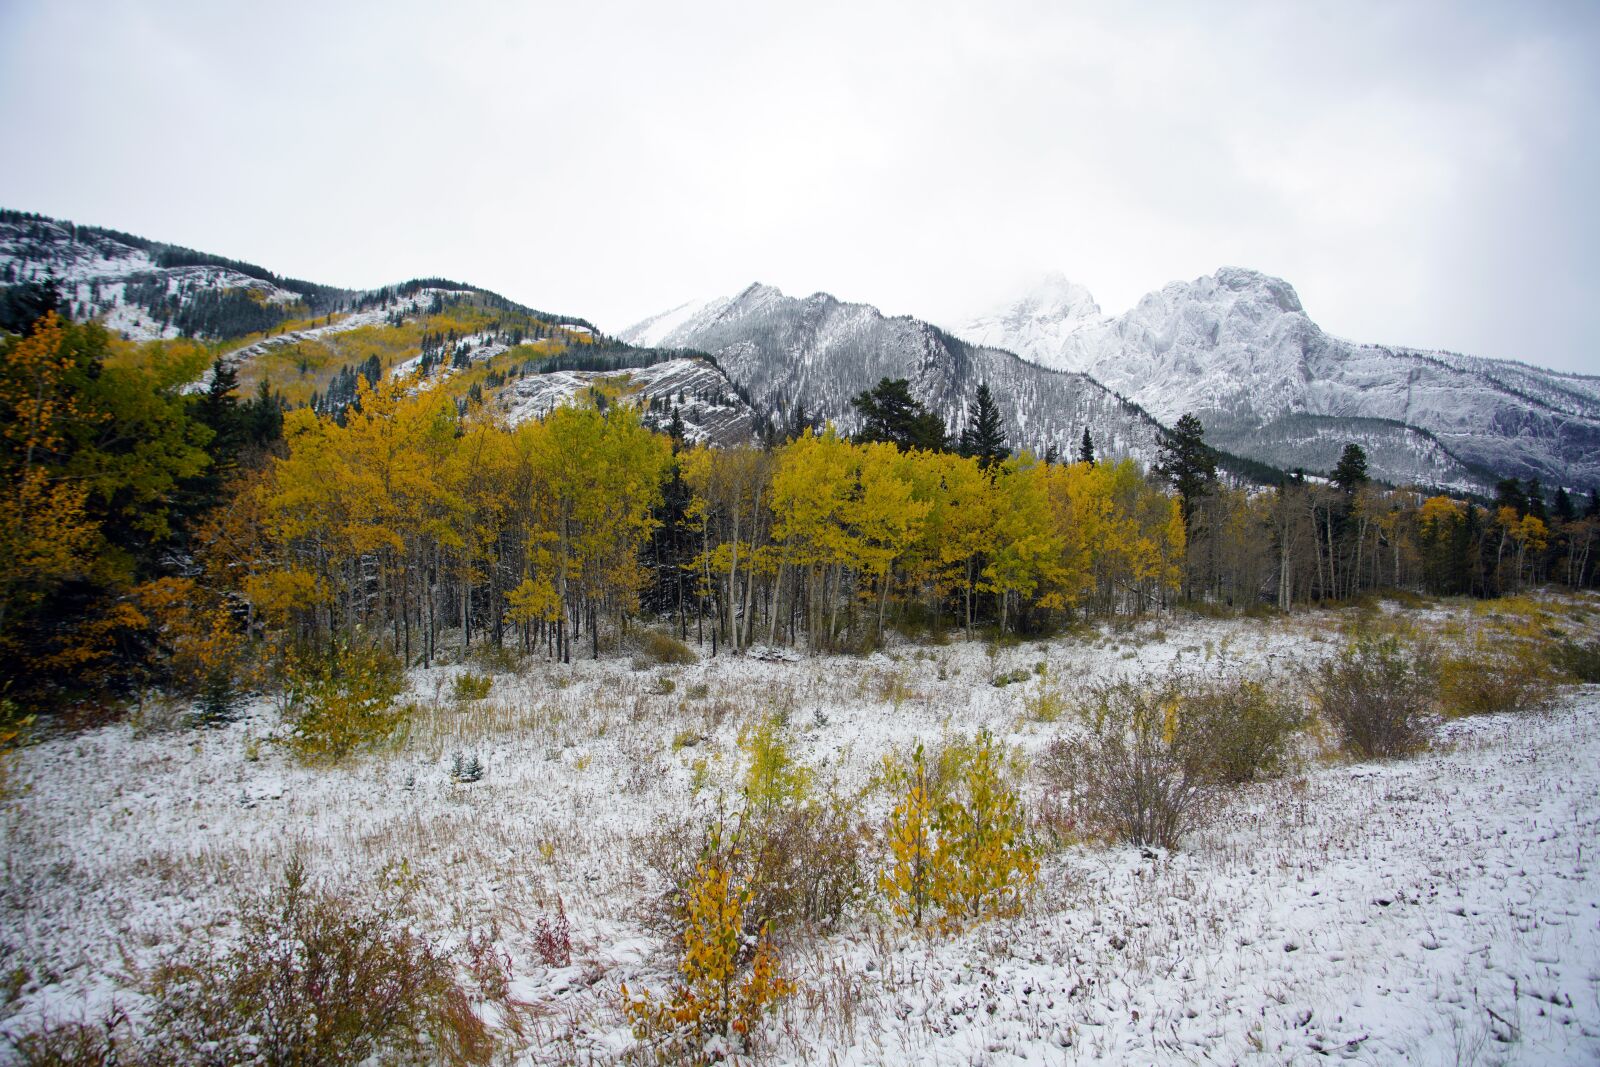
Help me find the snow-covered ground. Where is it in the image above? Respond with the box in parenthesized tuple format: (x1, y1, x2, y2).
(2, 605, 1597, 1064)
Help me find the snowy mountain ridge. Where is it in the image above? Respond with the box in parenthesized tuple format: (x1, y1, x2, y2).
(623, 281, 1494, 492)
(952, 266, 1600, 489)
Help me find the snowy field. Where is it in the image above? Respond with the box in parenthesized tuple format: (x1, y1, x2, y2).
(2, 604, 1597, 1064)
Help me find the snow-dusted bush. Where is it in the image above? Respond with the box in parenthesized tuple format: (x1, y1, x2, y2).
(1311, 634, 1438, 758)
(1051, 679, 1208, 850)
(645, 717, 867, 942)
(1549, 636, 1600, 683)
(1440, 634, 1560, 717)
(1179, 676, 1304, 784)
(449, 671, 493, 703)
(131, 859, 495, 1066)
(623, 852, 795, 1063)
(638, 628, 697, 666)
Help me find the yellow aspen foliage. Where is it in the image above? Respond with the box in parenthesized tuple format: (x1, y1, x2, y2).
(878, 744, 947, 929)
(623, 858, 796, 1061)
(132, 577, 246, 704)
(0, 314, 102, 641)
(931, 729, 1038, 929)
(880, 731, 1036, 934)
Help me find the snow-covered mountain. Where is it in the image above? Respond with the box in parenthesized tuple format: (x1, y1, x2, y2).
(0, 209, 759, 445)
(497, 356, 758, 447)
(955, 267, 1600, 490)
(0, 209, 352, 341)
(622, 283, 1167, 467)
(948, 271, 1101, 357)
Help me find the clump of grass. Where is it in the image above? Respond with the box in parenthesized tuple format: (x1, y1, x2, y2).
(1021, 670, 1066, 723)
(637, 629, 698, 666)
(1548, 636, 1600, 683)
(451, 671, 493, 703)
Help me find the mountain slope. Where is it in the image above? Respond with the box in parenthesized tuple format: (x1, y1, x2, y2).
(0, 209, 758, 446)
(622, 283, 1168, 467)
(955, 267, 1600, 489)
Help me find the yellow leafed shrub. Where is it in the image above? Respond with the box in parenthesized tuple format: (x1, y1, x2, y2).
(879, 731, 1037, 933)
(280, 640, 408, 764)
(623, 858, 796, 1062)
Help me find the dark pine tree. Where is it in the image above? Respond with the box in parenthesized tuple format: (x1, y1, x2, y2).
(244, 378, 283, 446)
(1553, 485, 1576, 523)
(1525, 479, 1549, 524)
(850, 377, 948, 452)
(1330, 443, 1369, 493)
(0, 277, 61, 334)
(1155, 413, 1217, 535)
(1077, 427, 1096, 466)
(1494, 477, 1528, 517)
(958, 383, 1007, 469)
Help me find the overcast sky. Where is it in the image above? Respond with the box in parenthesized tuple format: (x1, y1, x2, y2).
(1, 1, 1595, 372)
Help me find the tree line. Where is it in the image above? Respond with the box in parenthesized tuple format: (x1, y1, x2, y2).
(2, 309, 1598, 714)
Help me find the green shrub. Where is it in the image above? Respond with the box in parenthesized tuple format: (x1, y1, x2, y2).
(637, 629, 697, 666)
(281, 641, 408, 765)
(450, 671, 493, 703)
(1311, 634, 1438, 758)
(1179, 676, 1303, 784)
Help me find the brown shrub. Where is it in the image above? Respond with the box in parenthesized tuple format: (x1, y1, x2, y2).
(1310, 634, 1438, 758)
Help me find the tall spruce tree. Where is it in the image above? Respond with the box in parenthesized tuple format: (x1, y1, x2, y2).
(1330, 443, 1369, 493)
(1077, 427, 1096, 466)
(1155, 413, 1216, 534)
(1553, 485, 1576, 523)
(958, 383, 1007, 469)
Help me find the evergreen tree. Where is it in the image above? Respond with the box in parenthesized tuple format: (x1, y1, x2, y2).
(244, 378, 283, 446)
(958, 383, 1007, 469)
(1042, 442, 1059, 466)
(1588, 488, 1600, 520)
(1526, 479, 1549, 524)
(1494, 478, 1528, 517)
(1077, 427, 1096, 466)
(1330, 443, 1369, 493)
(1553, 485, 1576, 523)
(850, 377, 948, 452)
(0, 277, 61, 334)
(1155, 413, 1216, 534)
